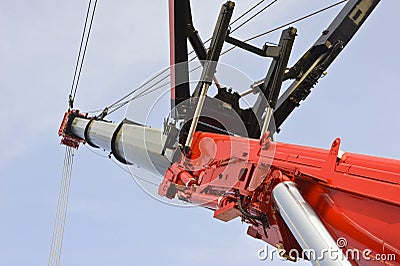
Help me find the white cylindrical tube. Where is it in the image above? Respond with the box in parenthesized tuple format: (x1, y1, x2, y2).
(272, 181, 351, 266)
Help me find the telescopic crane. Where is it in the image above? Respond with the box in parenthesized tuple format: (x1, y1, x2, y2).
(58, 0, 399, 265)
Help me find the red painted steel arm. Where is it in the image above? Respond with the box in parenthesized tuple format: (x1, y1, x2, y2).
(158, 131, 400, 263)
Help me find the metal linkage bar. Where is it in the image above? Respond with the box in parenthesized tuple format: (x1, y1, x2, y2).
(169, 0, 223, 119)
(184, 1, 235, 152)
(225, 35, 281, 58)
(258, 27, 297, 137)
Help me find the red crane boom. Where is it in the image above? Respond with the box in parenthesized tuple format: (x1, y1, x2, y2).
(158, 131, 400, 264)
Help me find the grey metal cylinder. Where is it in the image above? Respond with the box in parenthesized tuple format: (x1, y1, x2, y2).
(70, 117, 171, 176)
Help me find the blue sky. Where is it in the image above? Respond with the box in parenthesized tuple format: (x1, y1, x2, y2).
(1, 0, 399, 265)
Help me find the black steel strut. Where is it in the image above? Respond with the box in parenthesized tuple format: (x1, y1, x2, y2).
(184, 1, 235, 152)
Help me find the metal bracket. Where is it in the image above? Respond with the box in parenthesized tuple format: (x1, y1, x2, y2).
(111, 121, 133, 165)
(225, 35, 281, 58)
(58, 109, 86, 149)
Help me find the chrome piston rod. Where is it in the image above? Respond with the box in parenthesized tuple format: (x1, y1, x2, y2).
(272, 181, 351, 266)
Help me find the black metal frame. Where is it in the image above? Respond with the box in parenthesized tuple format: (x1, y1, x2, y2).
(168, 0, 381, 145)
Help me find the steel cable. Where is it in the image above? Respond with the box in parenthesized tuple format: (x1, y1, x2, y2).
(69, 0, 93, 104)
(69, 0, 99, 108)
(48, 147, 75, 266)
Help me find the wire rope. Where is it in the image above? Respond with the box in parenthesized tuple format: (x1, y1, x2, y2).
(68, 0, 99, 108)
(48, 147, 75, 266)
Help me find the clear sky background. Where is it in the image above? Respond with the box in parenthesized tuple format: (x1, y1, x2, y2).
(1, 0, 399, 266)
